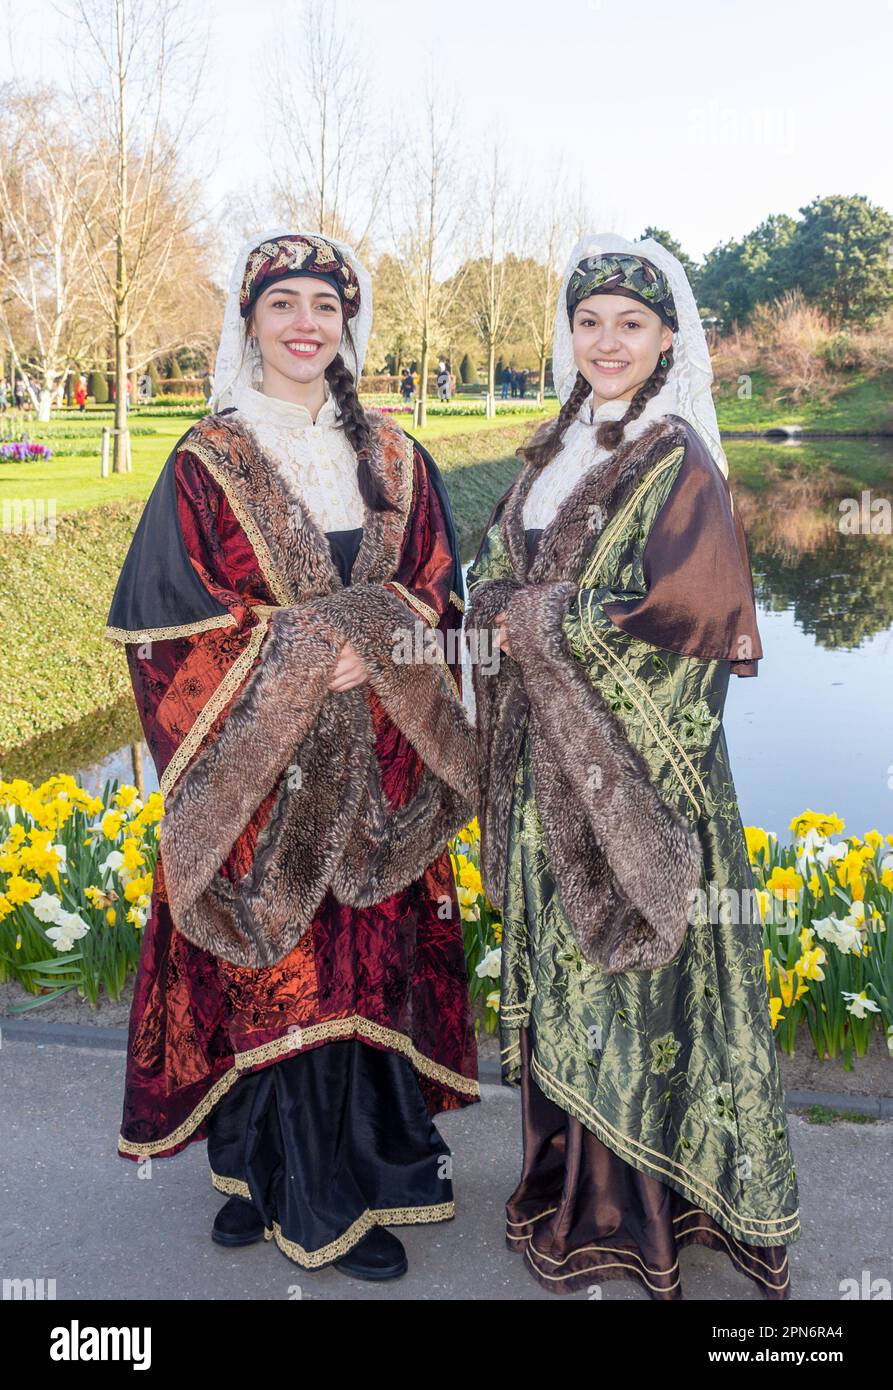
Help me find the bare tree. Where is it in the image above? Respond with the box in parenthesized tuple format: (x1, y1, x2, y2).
(0, 87, 98, 420)
(389, 90, 467, 428)
(50, 0, 209, 471)
(264, 0, 395, 255)
(465, 143, 522, 416)
(518, 189, 570, 405)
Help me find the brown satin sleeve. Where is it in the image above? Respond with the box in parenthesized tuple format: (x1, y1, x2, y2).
(601, 426, 763, 676)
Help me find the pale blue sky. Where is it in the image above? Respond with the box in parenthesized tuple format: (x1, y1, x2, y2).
(6, 0, 892, 273)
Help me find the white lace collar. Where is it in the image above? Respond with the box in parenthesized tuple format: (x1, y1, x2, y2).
(230, 380, 342, 430)
(522, 389, 671, 530)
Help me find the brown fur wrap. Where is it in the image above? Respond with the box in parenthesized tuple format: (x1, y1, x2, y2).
(160, 409, 477, 969)
(466, 414, 705, 974)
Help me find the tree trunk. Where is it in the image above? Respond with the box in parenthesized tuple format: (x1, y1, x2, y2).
(112, 326, 128, 472)
(418, 337, 429, 429)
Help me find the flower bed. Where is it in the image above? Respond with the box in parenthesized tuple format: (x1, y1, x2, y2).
(747, 811, 893, 1067)
(0, 437, 52, 462)
(1, 777, 890, 1068)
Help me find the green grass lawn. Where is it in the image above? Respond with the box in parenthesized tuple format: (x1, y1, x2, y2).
(714, 369, 893, 432)
(1, 370, 889, 514)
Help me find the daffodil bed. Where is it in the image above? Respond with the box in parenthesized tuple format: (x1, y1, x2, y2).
(1, 777, 891, 1069)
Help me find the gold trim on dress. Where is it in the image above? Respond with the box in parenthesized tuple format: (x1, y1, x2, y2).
(528, 1051, 800, 1242)
(387, 580, 440, 629)
(210, 1171, 251, 1199)
(512, 1212, 789, 1293)
(573, 592, 706, 817)
(449, 590, 465, 613)
(267, 1201, 455, 1270)
(117, 1013, 480, 1157)
(104, 613, 237, 645)
(159, 614, 271, 801)
(579, 446, 684, 590)
(183, 440, 293, 606)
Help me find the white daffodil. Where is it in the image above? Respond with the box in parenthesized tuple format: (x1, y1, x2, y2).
(815, 840, 848, 869)
(99, 850, 125, 877)
(475, 946, 502, 979)
(51, 843, 68, 876)
(842, 991, 881, 1019)
(46, 910, 90, 952)
(486, 990, 500, 1012)
(30, 891, 64, 924)
(812, 912, 864, 955)
(795, 826, 826, 874)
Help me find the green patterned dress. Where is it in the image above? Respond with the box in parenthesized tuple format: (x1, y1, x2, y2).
(466, 442, 801, 1299)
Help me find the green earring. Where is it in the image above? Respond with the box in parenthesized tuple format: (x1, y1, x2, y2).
(660, 354, 668, 368)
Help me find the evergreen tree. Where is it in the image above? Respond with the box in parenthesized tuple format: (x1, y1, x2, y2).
(89, 369, 108, 404)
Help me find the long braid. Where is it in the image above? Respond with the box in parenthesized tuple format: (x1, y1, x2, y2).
(595, 346, 674, 452)
(518, 370, 593, 472)
(324, 352, 398, 514)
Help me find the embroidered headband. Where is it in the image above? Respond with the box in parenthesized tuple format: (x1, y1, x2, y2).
(566, 252, 678, 332)
(239, 234, 361, 320)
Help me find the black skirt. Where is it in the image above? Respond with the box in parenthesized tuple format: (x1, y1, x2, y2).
(206, 1038, 455, 1268)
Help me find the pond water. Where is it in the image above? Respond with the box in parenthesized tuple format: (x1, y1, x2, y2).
(15, 440, 893, 845)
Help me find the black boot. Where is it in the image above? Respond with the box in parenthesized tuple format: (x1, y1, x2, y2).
(212, 1195, 266, 1247)
(333, 1226, 408, 1281)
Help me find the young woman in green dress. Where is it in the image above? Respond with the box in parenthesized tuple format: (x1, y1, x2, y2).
(465, 232, 800, 1299)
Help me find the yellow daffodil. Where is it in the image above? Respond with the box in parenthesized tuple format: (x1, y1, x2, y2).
(101, 810, 124, 840)
(744, 826, 769, 864)
(123, 873, 153, 903)
(121, 838, 145, 874)
(794, 946, 826, 982)
(769, 997, 784, 1029)
(457, 859, 483, 895)
(4, 874, 41, 905)
(834, 849, 865, 900)
(0, 778, 33, 807)
(455, 884, 480, 921)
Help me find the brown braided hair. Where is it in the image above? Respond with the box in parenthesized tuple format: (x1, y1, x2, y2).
(242, 316, 398, 514)
(518, 370, 592, 471)
(324, 331, 399, 513)
(518, 347, 674, 473)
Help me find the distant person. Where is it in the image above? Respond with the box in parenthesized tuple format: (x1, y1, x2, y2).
(0, 377, 7, 412)
(75, 376, 88, 412)
(14, 377, 26, 409)
(501, 365, 512, 399)
(400, 367, 413, 402)
(518, 369, 528, 399)
(436, 361, 451, 401)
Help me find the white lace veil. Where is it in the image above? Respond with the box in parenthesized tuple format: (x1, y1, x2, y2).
(209, 226, 374, 413)
(552, 231, 729, 479)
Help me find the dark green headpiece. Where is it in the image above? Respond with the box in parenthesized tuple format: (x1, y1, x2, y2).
(566, 252, 678, 332)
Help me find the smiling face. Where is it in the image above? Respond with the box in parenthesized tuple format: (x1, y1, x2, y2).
(572, 292, 674, 404)
(247, 274, 344, 394)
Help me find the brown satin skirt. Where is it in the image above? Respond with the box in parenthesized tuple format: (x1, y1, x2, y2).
(506, 1026, 792, 1299)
